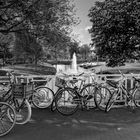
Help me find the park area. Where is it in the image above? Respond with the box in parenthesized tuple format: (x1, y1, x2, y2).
(1, 61, 140, 140)
(1, 0, 140, 140)
(1, 108, 140, 140)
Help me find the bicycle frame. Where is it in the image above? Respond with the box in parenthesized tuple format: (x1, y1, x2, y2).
(2, 85, 27, 111)
(54, 74, 93, 109)
(0, 72, 31, 112)
(110, 75, 138, 106)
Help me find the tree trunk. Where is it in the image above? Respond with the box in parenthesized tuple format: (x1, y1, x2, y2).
(35, 55, 38, 65)
(3, 50, 5, 66)
(34, 54, 38, 71)
(55, 47, 57, 61)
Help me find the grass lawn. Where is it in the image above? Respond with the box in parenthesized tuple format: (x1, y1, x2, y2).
(47, 59, 88, 65)
(1, 64, 56, 76)
(95, 62, 140, 74)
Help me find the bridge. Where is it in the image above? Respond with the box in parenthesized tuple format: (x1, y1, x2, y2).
(0, 73, 140, 108)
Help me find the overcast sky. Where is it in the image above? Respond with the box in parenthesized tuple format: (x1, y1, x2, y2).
(72, 0, 97, 45)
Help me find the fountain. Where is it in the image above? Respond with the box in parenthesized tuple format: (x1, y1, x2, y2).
(56, 52, 86, 76)
(71, 52, 78, 74)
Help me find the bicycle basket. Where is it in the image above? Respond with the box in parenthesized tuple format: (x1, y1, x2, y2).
(12, 83, 34, 98)
(55, 77, 66, 88)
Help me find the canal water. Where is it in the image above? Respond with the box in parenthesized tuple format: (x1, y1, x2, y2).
(53, 64, 84, 73)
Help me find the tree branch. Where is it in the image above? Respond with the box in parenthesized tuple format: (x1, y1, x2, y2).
(0, 0, 18, 10)
(0, 0, 42, 33)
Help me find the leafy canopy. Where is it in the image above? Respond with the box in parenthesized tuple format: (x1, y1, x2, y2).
(0, 0, 79, 63)
(88, 0, 140, 66)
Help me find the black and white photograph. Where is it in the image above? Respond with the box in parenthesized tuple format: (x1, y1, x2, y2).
(1, 0, 140, 140)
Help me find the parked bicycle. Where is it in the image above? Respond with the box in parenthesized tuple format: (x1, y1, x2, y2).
(0, 71, 32, 124)
(54, 72, 100, 115)
(0, 101, 16, 136)
(31, 76, 55, 109)
(31, 70, 97, 111)
(105, 70, 140, 112)
(50, 74, 73, 112)
(88, 81, 111, 111)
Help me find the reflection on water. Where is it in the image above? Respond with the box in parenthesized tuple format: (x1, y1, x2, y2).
(54, 64, 84, 73)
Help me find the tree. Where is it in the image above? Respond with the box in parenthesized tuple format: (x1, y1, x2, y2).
(14, 31, 43, 65)
(79, 44, 91, 60)
(0, 0, 78, 37)
(0, 33, 14, 66)
(69, 40, 79, 59)
(37, 0, 79, 61)
(88, 0, 140, 66)
(0, 0, 41, 33)
(1, 0, 79, 64)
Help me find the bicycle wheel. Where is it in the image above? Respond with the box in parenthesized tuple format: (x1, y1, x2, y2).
(8, 99, 32, 125)
(133, 88, 140, 107)
(50, 100, 56, 112)
(80, 84, 96, 109)
(105, 91, 118, 112)
(94, 86, 111, 111)
(50, 89, 62, 112)
(55, 87, 79, 116)
(32, 87, 54, 109)
(0, 102, 16, 136)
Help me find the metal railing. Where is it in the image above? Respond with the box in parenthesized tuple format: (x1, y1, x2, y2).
(0, 73, 140, 107)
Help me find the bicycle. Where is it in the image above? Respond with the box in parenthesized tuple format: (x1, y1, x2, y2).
(87, 82, 111, 111)
(0, 71, 32, 124)
(54, 72, 98, 115)
(0, 101, 16, 136)
(105, 70, 140, 112)
(93, 74, 114, 111)
(50, 74, 73, 112)
(31, 76, 55, 109)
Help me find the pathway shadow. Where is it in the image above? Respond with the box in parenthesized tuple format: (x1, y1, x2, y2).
(4, 107, 140, 140)
(30, 107, 140, 131)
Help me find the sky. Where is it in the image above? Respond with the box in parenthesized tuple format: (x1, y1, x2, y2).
(72, 0, 97, 45)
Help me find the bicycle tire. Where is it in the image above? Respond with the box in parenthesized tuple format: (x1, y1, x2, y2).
(50, 88, 63, 112)
(32, 86, 54, 109)
(105, 91, 118, 112)
(50, 101, 56, 112)
(133, 87, 140, 107)
(80, 84, 97, 109)
(8, 99, 32, 125)
(94, 86, 111, 111)
(0, 102, 16, 136)
(55, 87, 79, 116)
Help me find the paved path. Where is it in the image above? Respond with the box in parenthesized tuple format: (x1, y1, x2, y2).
(2, 108, 140, 140)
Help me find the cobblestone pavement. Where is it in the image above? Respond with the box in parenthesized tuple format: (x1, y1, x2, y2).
(2, 108, 140, 140)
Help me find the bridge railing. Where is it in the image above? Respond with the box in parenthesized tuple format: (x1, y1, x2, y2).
(1, 73, 140, 90)
(0, 73, 140, 107)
